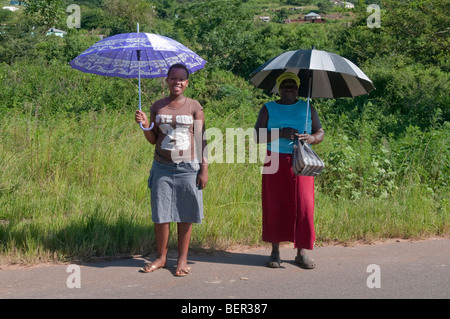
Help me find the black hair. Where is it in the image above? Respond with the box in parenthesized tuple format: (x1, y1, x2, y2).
(167, 63, 190, 79)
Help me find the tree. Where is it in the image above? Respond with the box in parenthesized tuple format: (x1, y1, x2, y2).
(183, 0, 257, 75)
(272, 8, 290, 24)
(0, 9, 15, 25)
(102, 0, 156, 34)
(381, 0, 449, 70)
(317, 0, 334, 14)
(340, 0, 449, 71)
(333, 0, 450, 132)
(80, 7, 106, 30)
(23, 0, 64, 28)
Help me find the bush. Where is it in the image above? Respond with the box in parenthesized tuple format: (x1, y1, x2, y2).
(0, 59, 153, 117)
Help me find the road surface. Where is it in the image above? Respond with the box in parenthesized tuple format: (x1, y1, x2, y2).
(1, 238, 448, 306)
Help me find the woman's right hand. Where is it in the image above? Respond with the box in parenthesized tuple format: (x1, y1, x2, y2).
(135, 110, 150, 128)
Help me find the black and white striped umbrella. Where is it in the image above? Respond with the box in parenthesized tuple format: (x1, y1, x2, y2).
(250, 49, 375, 98)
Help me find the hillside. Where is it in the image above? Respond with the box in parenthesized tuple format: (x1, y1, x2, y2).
(0, 0, 448, 263)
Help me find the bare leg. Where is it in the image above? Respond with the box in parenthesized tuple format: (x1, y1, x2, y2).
(141, 223, 169, 272)
(271, 243, 280, 256)
(175, 222, 192, 276)
(267, 242, 281, 268)
(297, 248, 306, 256)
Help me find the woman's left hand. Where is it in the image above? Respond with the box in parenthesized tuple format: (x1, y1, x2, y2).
(197, 169, 208, 190)
(296, 133, 316, 145)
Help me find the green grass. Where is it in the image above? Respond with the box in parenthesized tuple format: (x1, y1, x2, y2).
(315, 186, 448, 243)
(0, 110, 448, 265)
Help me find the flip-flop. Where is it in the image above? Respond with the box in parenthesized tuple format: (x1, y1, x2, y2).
(266, 253, 281, 268)
(295, 255, 315, 269)
(174, 267, 191, 277)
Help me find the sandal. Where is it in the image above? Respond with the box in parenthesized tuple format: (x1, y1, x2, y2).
(139, 261, 166, 273)
(295, 254, 315, 269)
(174, 267, 191, 277)
(266, 253, 281, 268)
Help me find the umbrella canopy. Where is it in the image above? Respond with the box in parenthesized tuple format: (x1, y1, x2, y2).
(70, 27, 206, 131)
(70, 32, 206, 78)
(249, 49, 374, 98)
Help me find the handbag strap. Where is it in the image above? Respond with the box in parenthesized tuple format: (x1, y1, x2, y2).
(294, 137, 305, 147)
(304, 102, 309, 134)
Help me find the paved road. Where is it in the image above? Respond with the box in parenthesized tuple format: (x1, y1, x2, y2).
(1, 238, 448, 303)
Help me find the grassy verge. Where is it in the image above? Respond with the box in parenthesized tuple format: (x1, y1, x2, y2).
(0, 110, 448, 265)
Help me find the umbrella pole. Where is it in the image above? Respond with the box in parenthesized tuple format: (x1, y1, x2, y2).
(305, 45, 314, 132)
(138, 53, 141, 111)
(138, 22, 141, 111)
(137, 22, 153, 131)
(305, 74, 312, 134)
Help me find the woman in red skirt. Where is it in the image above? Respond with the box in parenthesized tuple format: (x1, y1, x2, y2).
(254, 73, 325, 269)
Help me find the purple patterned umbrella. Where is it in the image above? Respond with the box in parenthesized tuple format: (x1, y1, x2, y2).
(70, 25, 206, 130)
(70, 33, 206, 78)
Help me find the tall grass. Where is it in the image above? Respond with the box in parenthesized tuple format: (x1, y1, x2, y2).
(315, 185, 448, 243)
(0, 110, 448, 265)
(0, 110, 153, 264)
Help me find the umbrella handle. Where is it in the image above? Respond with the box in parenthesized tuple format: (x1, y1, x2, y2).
(139, 121, 154, 131)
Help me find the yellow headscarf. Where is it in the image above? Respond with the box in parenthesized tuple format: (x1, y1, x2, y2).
(276, 72, 301, 91)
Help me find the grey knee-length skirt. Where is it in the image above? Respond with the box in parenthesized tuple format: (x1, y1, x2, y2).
(148, 160, 203, 224)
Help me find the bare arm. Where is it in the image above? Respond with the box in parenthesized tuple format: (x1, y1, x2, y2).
(194, 109, 208, 189)
(297, 106, 325, 145)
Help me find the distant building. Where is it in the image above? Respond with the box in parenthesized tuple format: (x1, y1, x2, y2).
(304, 12, 321, 21)
(46, 28, 67, 38)
(304, 12, 326, 23)
(259, 16, 270, 22)
(2, 6, 19, 11)
(331, 1, 355, 9)
(340, 1, 355, 9)
(9, 1, 24, 5)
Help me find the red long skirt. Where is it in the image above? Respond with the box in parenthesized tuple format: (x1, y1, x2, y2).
(262, 151, 315, 250)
